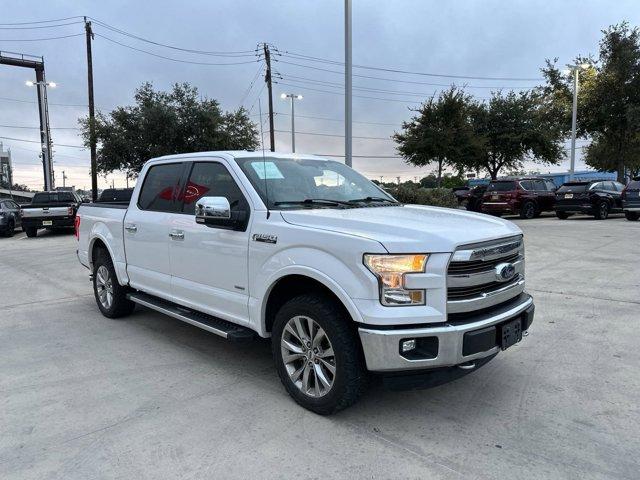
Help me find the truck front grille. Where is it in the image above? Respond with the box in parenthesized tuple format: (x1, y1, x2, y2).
(447, 236, 525, 314)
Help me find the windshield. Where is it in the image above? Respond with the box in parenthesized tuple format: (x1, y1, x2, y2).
(557, 183, 588, 193)
(487, 181, 516, 192)
(235, 157, 396, 209)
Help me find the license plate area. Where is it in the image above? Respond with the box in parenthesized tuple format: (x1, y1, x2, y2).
(500, 318, 522, 350)
(491, 195, 499, 200)
(564, 193, 573, 199)
(42, 220, 53, 226)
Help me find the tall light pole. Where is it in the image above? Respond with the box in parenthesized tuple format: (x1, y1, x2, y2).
(26, 79, 56, 191)
(565, 63, 590, 181)
(280, 93, 302, 152)
(345, 0, 353, 167)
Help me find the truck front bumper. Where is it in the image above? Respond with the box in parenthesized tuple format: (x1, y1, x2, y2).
(358, 293, 534, 372)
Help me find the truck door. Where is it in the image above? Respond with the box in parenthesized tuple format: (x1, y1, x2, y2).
(168, 160, 251, 325)
(124, 162, 185, 301)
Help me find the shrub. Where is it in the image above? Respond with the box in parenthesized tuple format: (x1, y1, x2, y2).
(387, 185, 458, 208)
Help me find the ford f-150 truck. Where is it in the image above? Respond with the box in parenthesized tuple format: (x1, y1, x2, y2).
(76, 151, 534, 414)
(21, 190, 83, 237)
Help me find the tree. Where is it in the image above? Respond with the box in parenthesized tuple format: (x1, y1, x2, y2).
(394, 87, 476, 186)
(80, 82, 259, 177)
(542, 23, 640, 181)
(467, 91, 565, 179)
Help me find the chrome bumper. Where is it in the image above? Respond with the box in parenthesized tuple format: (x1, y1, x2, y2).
(358, 293, 533, 372)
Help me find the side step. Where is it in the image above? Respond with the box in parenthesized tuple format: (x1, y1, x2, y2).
(127, 292, 255, 342)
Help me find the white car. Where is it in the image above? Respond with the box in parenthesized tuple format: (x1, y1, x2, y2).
(76, 151, 534, 414)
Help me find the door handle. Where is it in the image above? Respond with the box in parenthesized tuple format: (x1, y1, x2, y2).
(125, 224, 137, 233)
(169, 230, 184, 240)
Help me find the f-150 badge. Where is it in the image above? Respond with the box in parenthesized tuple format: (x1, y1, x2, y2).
(252, 233, 277, 244)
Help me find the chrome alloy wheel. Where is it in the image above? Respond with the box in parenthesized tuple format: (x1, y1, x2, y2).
(96, 265, 114, 310)
(280, 315, 336, 397)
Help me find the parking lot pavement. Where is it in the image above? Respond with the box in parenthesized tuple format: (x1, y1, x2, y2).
(1, 217, 639, 480)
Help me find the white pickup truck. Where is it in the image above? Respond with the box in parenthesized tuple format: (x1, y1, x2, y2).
(76, 151, 534, 414)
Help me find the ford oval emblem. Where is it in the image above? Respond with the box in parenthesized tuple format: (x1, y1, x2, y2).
(495, 262, 516, 282)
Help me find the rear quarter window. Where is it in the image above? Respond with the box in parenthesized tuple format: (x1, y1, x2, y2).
(627, 180, 640, 190)
(138, 163, 184, 212)
(558, 184, 588, 193)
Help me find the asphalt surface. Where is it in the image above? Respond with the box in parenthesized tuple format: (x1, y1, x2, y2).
(1, 214, 639, 480)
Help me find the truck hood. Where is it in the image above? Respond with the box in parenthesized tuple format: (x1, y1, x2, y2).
(280, 205, 522, 252)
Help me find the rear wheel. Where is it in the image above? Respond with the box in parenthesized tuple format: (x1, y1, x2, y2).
(92, 250, 135, 318)
(594, 201, 610, 220)
(556, 211, 570, 220)
(25, 227, 37, 238)
(625, 211, 640, 221)
(3, 220, 14, 237)
(519, 201, 536, 219)
(272, 293, 367, 415)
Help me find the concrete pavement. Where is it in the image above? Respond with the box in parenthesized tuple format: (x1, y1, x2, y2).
(1, 216, 639, 479)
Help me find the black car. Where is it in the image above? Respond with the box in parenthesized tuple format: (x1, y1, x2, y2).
(622, 178, 640, 221)
(97, 188, 134, 203)
(454, 185, 487, 212)
(554, 180, 625, 220)
(0, 199, 21, 237)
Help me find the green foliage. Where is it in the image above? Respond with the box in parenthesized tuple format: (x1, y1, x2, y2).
(467, 91, 565, 179)
(80, 82, 259, 177)
(386, 184, 458, 208)
(394, 87, 476, 186)
(542, 23, 640, 180)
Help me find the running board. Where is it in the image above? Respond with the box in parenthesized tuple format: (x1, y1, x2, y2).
(127, 292, 255, 342)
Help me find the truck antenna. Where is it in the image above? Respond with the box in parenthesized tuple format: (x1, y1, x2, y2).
(258, 98, 271, 219)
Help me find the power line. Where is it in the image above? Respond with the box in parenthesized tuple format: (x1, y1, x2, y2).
(276, 111, 399, 127)
(0, 124, 80, 130)
(274, 81, 426, 103)
(0, 33, 84, 41)
(278, 51, 543, 81)
(89, 17, 258, 56)
(274, 129, 391, 140)
(93, 32, 260, 66)
(279, 74, 441, 97)
(316, 153, 402, 159)
(0, 16, 85, 26)
(239, 65, 264, 106)
(0, 96, 93, 108)
(0, 21, 83, 30)
(0, 135, 85, 149)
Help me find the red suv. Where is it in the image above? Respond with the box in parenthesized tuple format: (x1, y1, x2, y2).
(481, 177, 557, 219)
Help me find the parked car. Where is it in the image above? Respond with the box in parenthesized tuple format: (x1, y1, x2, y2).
(554, 180, 625, 220)
(454, 185, 487, 212)
(622, 178, 640, 221)
(20, 190, 83, 237)
(97, 188, 134, 203)
(0, 199, 21, 237)
(76, 151, 534, 414)
(481, 177, 557, 219)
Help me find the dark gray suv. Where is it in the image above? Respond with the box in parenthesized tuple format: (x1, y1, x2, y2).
(0, 199, 21, 237)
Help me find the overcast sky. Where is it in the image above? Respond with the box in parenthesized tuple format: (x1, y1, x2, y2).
(2, 0, 639, 191)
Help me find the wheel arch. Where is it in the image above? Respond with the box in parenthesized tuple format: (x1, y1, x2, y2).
(261, 270, 364, 336)
(88, 234, 128, 285)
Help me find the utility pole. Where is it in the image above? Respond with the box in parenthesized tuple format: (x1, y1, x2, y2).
(85, 17, 98, 202)
(567, 63, 590, 181)
(62, 170, 67, 188)
(379, 175, 383, 183)
(396, 176, 400, 185)
(263, 43, 275, 152)
(344, 0, 353, 167)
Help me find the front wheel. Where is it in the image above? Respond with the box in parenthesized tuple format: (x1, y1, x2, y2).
(3, 220, 15, 237)
(92, 250, 135, 318)
(272, 294, 367, 415)
(625, 211, 640, 221)
(594, 201, 610, 220)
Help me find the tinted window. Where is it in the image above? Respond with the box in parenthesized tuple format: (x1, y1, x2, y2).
(138, 163, 184, 212)
(611, 182, 624, 191)
(589, 182, 602, 190)
(532, 180, 547, 191)
(519, 180, 534, 190)
(544, 180, 557, 191)
(558, 183, 588, 193)
(487, 181, 516, 192)
(180, 162, 248, 215)
(627, 180, 640, 190)
(98, 189, 133, 202)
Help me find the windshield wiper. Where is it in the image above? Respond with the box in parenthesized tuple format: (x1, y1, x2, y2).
(273, 198, 354, 208)
(348, 196, 400, 205)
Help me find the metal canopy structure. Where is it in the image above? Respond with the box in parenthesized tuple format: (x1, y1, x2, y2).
(0, 51, 55, 191)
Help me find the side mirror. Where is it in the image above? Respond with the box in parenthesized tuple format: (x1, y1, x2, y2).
(195, 196, 248, 230)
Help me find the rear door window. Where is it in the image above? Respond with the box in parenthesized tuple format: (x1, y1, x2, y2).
(519, 180, 534, 190)
(138, 163, 184, 212)
(544, 180, 557, 191)
(627, 180, 640, 190)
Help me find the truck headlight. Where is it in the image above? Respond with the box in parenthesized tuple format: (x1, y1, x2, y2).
(364, 254, 428, 306)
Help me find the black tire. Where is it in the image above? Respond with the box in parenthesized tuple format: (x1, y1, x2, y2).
(25, 227, 37, 238)
(3, 220, 15, 237)
(519, 201, 536, 219)
(594, 201, 610, 220)
(272, 293, 367, 415)
(92, 250, 135, 318)
(625, 211, 640, 221)
(556, 211, 570, 220)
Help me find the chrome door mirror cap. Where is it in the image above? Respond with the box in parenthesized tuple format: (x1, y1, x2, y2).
(195, 196, 231, 222)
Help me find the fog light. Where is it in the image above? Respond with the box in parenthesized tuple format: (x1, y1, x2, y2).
(401, 339, 416, 353)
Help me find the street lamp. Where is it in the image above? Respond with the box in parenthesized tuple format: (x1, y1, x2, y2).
(25, 80, 56, 88)
(563, 63, 591, 181)
(25, 78, 57, 190)
(280, 93, 302, 153)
